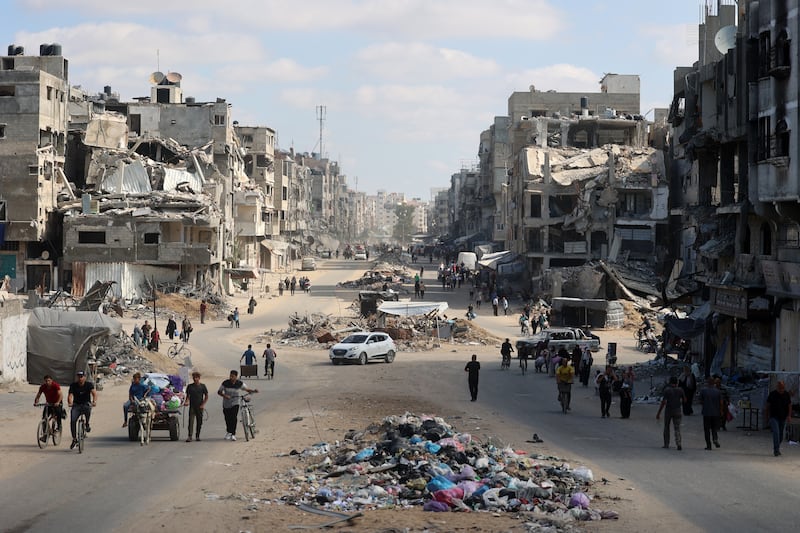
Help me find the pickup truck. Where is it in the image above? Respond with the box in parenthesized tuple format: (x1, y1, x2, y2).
(515, 327, 601, 357)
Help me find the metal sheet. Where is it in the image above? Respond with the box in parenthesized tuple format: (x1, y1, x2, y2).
(163, 168, 204, 192)
(84, 262, 179, 300)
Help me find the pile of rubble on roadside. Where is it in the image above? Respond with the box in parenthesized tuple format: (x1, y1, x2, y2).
(337, 261, 413, 292)
(264, 311, 501, 352)
(263, 413, 618, 528)
(90, 332, 159, 386)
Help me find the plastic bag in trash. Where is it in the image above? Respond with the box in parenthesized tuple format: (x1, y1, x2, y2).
(423, 500, 450, 512)
(569, 491, 591, 509)
(166, 396, 181, 410)
(353, 447, 374, 461)
(572, 466, 594, 482)
(424, 441, 442, 454)
(481, 487, 508, 509)
(426, 475, 456, 493)
(433, 487, 465, 505)
(457, 480, 483, 498)
(474, 457, 490, 470)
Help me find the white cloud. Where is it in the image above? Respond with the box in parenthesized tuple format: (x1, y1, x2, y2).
(505, 64, 601, 94)
(645, 24, 698, 67)
(355, 43, 501, 82)
(219, 60, 328, 84)
(20, 0, 565, 40)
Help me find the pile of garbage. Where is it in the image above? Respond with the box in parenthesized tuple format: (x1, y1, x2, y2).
(274, 413, 619, 526)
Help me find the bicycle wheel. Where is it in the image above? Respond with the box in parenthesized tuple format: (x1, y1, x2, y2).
(76, 417, 85, 453)
(181, 346, 191, 358)
(37, 419, 48, 449)
(241, 408, 251, 442)
(247, 408, 256, 439)
(167, 345, 179, 359)
(51, 419, 62, 446)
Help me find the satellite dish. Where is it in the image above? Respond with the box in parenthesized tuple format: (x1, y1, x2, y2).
(148, 71, 165, 84)
(714, 25, 737, 54)
(166, 71, 182, 83)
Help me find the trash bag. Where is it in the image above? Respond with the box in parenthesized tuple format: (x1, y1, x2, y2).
(353, 447, 375, 461)
(569, 492, 591, 509)
(432, 487, 465, 505)
(423, 500, 450, 512)
(572, 466, 594, 482)
(426, 475, 456, 493)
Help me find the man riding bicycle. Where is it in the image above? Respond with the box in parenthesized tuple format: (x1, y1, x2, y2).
(556, 358, 575, 411)
(500, 338, 514, 369)
(67, 371, 97, 449)
(34, 374, 63, 434)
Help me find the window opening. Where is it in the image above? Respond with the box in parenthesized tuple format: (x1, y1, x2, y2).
(78, 231, 106, 244)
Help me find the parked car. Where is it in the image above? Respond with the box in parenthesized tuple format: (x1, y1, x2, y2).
(516, 327, 601, 357)
(354, 251, 368, 260)
(301, 257, 317, 271)
(329, 332, 397, 365)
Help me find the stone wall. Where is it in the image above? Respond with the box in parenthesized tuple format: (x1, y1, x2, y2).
(0, 297, 28, 383)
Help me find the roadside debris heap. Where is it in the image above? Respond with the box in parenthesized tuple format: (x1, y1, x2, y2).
(277, 413, 619, 525)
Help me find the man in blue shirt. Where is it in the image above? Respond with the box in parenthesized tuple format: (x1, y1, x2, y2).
(241, 344, 256, 366)
(122, 372, 149, 427)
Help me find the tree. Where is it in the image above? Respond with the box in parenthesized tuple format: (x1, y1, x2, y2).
(393, 204, 416, 245)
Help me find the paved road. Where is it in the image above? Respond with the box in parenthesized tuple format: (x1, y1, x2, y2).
(0, 258, 794, 532)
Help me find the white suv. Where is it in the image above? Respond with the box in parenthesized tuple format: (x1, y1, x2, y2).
(329, 332, 397, 365)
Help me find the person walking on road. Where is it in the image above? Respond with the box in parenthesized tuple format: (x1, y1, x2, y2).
(217, 370, 258, 441)
(232, 307, 240, 328)
(200, 300, 207, 324)
(765, 380, 792, 456)
(241, 344, 256, 366)
(465, 354, 481, 401)
(419, 281, 425, 299)
(678, 365, 697, 415)
(699, 377, 723, 450)
(657, 376, 686, 450)
(262, 343, 277, 378)
(182, 315, 192, 343)
(185, 371, 208, 442)
(501, 296, 509, 315)
(491, 295, 499, 316)
(596, 367, 613, 418)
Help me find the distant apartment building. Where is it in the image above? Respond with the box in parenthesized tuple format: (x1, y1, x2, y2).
(0, 44, 69, 292)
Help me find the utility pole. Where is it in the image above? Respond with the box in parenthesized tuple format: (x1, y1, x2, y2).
(316, 105, 326, 159)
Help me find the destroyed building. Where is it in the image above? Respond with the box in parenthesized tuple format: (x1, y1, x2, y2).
(0, 44, 70, 293)
(668, 0, 800, 374)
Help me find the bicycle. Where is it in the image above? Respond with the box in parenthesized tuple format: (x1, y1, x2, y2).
(35, 403, 62, 448)
(501, 354, 511, 370)
(167, 342, 192, 359)
(265, 361, 274, 380)
(519, 356, 528, 375)
(237, 392, 258, 441)
(71, 404, 91, 453)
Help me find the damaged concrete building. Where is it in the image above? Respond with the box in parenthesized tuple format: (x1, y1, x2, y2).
(669, 0, 800, 373)
(0, 44, 70, 293)
(59, 75, 243, 298)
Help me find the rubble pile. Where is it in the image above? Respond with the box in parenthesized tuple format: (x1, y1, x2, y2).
(92, 332, 158, 379)
(268, 312, 499, 352)
(337, 264, 412, 293)
(272, 413, 618, 527)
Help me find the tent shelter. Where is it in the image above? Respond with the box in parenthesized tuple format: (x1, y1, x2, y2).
(27, 308, 122, 385)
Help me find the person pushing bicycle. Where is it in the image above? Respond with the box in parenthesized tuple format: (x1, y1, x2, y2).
(68, 371, 97, 449)
(556, 358, 575, 411)
(500, 338, 514, 369)
(34, 374, 63, 434)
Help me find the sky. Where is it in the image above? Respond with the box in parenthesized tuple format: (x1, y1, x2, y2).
(3, 0, 710, 200)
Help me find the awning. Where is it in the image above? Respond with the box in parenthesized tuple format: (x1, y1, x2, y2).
(378, 301, 449, 316)
(226, 268, 259, 279)
(260, 239, 289, 255)
(454, 233, 479, 246)
(552, 297, 608, 311)
(478, 250, 514, 270)
(665, 315, 706, 339)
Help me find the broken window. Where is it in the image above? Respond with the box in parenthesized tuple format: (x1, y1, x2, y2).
(156, 88, 170, 103)
(240, 134, 253, 144)
(761, 223, 773, 255)
(143, 233, 160, 244)
(280, 210, 286, 221)
(0, 200, 6, 221)
(1, 58, 13, 70)
(256, 155, 272, 168)
(78, 231, 106, 244)
(776, 119, 790, 157)
(282, 186, 288, 201)
(773, 29, 791, 74)
(0, 124, 6, 138)
(129, 114, 141, 135)
(214, 114, 225, 126)
(0, 86, 15, 97)
(548, 195, 576, 217)
(758, 31, 771, 78)
(28, 165, 38, 175)
(46, 86, 53, 100)
(529, 194, 542, 218)
(779, 223, 800, 248)
(757, 116, 771, 160)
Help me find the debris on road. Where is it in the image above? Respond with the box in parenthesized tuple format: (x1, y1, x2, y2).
(266, 413, 619, 528)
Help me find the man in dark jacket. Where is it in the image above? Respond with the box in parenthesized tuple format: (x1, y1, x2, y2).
(765, 380, 792, 456)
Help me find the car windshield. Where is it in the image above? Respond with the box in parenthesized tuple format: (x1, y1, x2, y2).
(342, 334, 368, 343)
